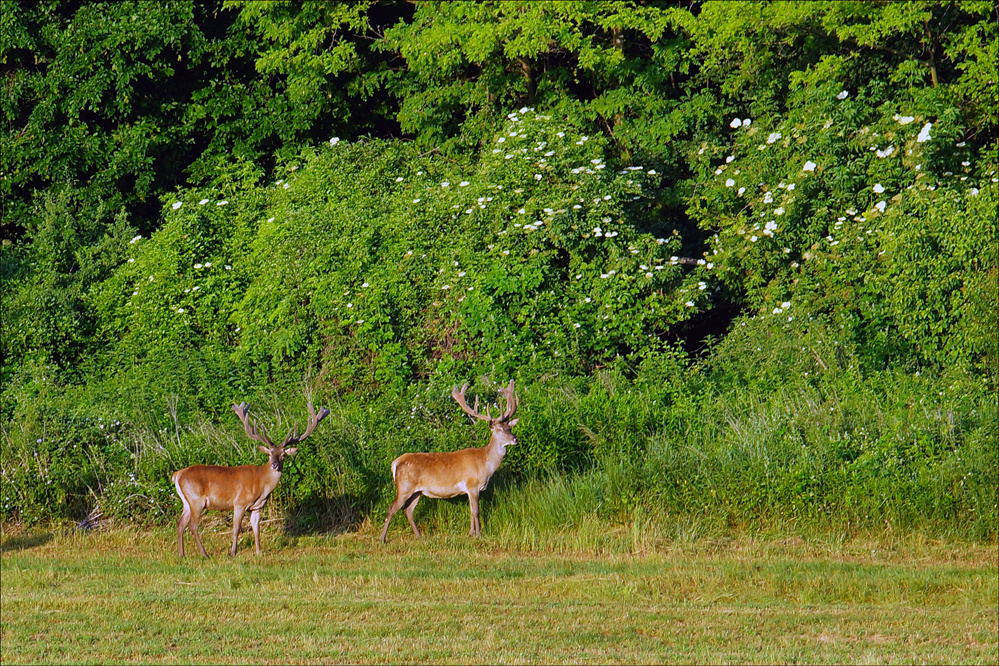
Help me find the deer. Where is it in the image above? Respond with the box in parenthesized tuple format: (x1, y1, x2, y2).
(379, 380, 519, 543)
(172, 400, 330, 557)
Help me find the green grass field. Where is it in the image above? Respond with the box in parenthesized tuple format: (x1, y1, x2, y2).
(2, 520, 996, 665)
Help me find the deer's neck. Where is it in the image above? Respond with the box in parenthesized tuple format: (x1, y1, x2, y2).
(258, 463, 283, 490)
(482, 436, 508, 476)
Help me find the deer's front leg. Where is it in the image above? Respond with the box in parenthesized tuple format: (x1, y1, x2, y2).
(250, 509, 263, 554)
(468, 490, 481, 537)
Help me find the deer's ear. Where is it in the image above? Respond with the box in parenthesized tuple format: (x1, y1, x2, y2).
(258, 445, 270, 455)
(508, 418, 519, 427)
(284, 447, 298, 457)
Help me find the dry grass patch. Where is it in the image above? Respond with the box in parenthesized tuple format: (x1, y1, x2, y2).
(2, 524, 996, 664)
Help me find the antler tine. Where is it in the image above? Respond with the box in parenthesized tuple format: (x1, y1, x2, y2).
(451, 384, 491, 422)
(232, 402, 273, 446)
(498, 379, 518, 422)
(285, 401, 331, 445)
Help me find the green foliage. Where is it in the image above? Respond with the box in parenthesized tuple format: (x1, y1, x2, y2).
(99, 110, 695, 393)
(685, 44, 997, 373)
(1, 188, 135, 387)
(378, 0, 696, 163)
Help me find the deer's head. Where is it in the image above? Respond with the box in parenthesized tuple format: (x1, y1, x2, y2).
(452, 380, 520, 449)
(233, 402, 331, 472)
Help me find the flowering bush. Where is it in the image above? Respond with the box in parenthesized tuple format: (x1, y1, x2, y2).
(686, 75, 997, 373)
(204, 109, 700, 390)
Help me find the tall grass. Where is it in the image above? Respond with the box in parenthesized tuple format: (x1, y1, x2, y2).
(2, 361, 996, 543)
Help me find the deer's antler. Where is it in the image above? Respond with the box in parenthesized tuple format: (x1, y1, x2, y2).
(451, 384, 491, 422)
(233, 402, 273, 446)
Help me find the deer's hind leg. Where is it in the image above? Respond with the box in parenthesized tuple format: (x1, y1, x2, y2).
(189, 501, 209, 557)
(177, 503, 192, 557)
(403, 494, 422, 538)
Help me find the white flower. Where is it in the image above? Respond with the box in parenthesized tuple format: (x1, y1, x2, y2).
(763, 192, 774, 204)
(205, 262, 211, 268)
(685, 301, 695, 307)
(396, 177, 404, 182)
(787, 183, 795, 191)
(130, 235, 142, 244)
(648, 170, 657, 175)
(459, 181, 470, 187)
(225, 265, 232, 270)
(750, 235, 758, 242)
(556, 132, 564, 137)
(329, 137, 340, 145)
(743, 119, 751, 126)
(413, 199, 420, 203)
(172, 202, 182, 210)
(874, 200, 886, 212)
(177, 308, 185, 314)
(730, 118, 743, 128)
(767, 132, 782, 144)
(726, 179, 735, 187)
(362, 283, 369, 288)
(898, 116, 915, 125)
(836, 90, 849, 100)
(127, 258, 135, 263)
(873, 183, 885, 193)
(216, 200, 228, 206)
(441, 181, 450, 187)
(774, 207, 784, 216)
(194, 263, 203, 269)
(803, 161, 816, 171)
(738, 187, 746, 195)
(782, 301, 791, 309)
(534, 174, 542, 180)
(198, 199, 209, 205)
(917, 123, 932, 143)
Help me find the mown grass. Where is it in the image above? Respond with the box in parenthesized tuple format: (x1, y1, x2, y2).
(2, 522, 996, 665)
